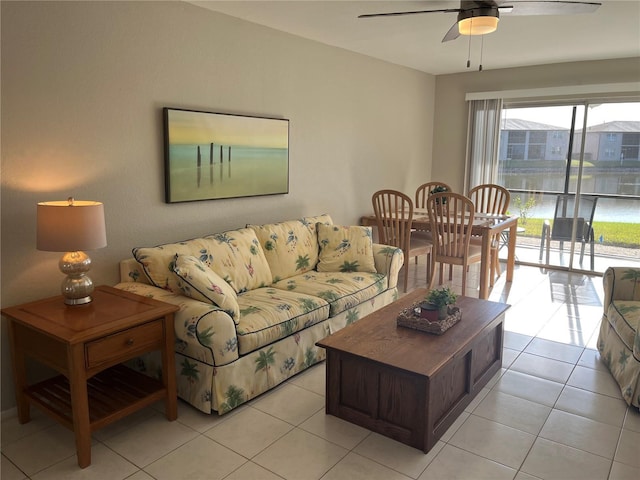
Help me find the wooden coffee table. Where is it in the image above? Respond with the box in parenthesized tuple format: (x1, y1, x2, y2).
(316, 288, 509, 453)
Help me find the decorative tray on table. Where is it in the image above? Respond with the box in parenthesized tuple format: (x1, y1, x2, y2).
(397, 303, 462, 335)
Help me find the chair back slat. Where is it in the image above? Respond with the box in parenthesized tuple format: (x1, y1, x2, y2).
(372, 189, 413, 252)
(415, 181, 452, 208)
(427, 192, 475, 263)
(469, 184, 510, 215)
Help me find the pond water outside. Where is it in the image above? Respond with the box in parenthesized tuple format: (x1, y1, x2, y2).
(501, 171, 640, 223)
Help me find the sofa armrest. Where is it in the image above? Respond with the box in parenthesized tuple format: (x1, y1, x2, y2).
(372, 243, 404, 290)
(603, 267, 640, 314)
(114, 282, 239, 366)
(119, 258, 150, 284)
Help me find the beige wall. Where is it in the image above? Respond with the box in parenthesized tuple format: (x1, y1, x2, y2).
(0, 1, 436, 411)
(1, 0, 637, 413)
(432, 57, 640, 192)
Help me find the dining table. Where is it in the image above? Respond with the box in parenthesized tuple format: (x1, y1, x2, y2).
(361, 209, 519, 299)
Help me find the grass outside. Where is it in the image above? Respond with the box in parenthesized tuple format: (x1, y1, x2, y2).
(517, 218, 640, 248)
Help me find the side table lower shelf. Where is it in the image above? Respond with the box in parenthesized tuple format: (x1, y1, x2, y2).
(26, 365, 167, 432)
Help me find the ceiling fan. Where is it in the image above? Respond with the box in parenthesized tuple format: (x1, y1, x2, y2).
(358, 1, 602, 43)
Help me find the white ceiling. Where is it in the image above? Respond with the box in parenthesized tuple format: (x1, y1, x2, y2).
(190, 0, 640, 75)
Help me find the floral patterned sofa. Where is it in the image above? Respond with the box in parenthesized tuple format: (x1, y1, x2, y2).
(115, 214, 403, 414)
(597, 267, 640, 409)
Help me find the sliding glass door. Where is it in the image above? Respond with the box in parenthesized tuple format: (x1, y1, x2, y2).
(496, 101, 640, 273)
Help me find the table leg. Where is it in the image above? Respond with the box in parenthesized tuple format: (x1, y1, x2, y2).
(7, 321, 30, 424)
(506, 223, 517, 282)
(68, 344, 91, 468)
(479, 232, 492, 299)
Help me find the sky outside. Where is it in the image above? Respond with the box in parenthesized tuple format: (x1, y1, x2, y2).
(504, 102, 639, 128)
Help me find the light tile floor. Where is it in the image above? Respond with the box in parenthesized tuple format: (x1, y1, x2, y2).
(2, 262, 640, 479)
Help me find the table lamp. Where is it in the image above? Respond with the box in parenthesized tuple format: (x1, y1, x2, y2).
(37, 197, 107, 305)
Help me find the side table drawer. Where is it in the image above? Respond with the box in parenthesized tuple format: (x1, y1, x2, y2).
(86, 320, 163, 371)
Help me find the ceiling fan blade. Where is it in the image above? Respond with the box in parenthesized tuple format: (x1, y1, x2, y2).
(442, 22, 461, 42)
(499, 1, 601, 16)
(358, 8, 460, 19)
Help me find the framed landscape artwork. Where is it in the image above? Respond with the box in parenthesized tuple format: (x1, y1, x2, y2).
(163, 108, 289, 203)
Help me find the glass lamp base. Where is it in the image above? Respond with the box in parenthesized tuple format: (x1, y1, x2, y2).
(59, 251, 95, 306)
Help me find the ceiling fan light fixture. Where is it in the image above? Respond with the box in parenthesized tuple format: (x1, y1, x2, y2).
(458, 15, 499, 35)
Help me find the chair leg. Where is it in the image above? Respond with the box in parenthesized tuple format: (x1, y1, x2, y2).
(428, 259, 437, 290)
(539, 223, 547, 260)
(461, 263, 467, 294)
(438, 263, 444, 286)
(545, 228, 551, 266)
(490, 252, 496, 287)
(403, 261, 409, 293)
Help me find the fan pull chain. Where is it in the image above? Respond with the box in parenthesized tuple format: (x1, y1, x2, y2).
(466, 19, 472, 68)
(479, 35, 484, 71)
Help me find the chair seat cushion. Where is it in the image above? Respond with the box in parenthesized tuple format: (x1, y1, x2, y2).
(236, 288, 330, 355)
(272, 271, 386, 317)
(409, 235, 432, 251)
(439, 242, 482, 260)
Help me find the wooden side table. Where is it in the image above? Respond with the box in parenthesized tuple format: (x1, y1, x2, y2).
(2, 285, 179, 468)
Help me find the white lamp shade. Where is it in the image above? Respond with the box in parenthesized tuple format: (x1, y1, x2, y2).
(37, 200, 107, 252)
(458, 16, 499, 35)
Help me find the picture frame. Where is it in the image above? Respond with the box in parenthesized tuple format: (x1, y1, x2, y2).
(163, 107, 289, 203)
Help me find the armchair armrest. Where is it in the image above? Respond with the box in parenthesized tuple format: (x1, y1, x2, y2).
(372, 243, 404, 290)
(603, 267, 640, 314)
(114, 282, 239, 366)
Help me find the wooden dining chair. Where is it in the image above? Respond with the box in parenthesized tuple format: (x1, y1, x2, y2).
(426, 192, 482, 294)
(468, 184, 510, 286)
(372, 189, 432, 293)
(412, 181, 453, 264)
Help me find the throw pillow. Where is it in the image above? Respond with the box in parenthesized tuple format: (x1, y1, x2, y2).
(133, 237, 210, 292)
(172, 254, 241, 322)
(248, 215, 332, 283)
(200, 227, 273, 293)
(316, 224, 376, 273)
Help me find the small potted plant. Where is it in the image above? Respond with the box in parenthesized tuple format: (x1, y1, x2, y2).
(421, 286, 458, 321)
(430, 185, 449, 205)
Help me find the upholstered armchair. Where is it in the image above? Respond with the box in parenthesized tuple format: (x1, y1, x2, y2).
(597, 267, 640, 409)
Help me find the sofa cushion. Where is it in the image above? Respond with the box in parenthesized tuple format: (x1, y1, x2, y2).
(172, 254, 241, 323)
(236, 288, 330, 355)
(316, 224, 376, 273)
(607, 300, 640, 357)
(248, 214, 332, 283)
(272, 271, 386, 317)
(133, 228, 272, 295)
(301, 214, 333, 229)
(203, 228, 273, 293)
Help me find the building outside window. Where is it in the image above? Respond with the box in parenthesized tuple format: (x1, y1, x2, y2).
(496, 102, 639, 273)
